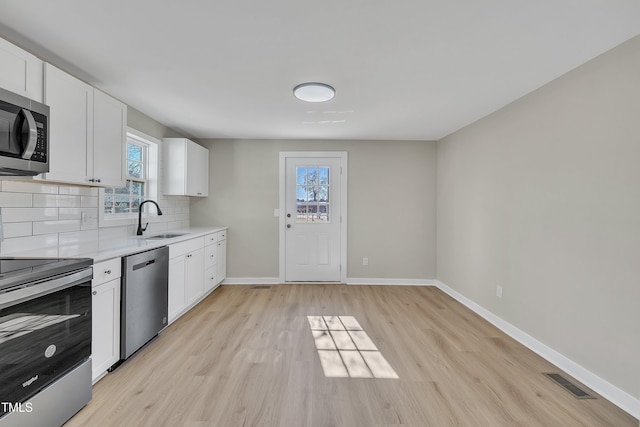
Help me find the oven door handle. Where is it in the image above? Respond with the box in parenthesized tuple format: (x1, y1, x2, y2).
(0, 267, 93, 310)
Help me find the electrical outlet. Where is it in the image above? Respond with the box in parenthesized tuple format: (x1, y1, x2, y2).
(362, 257, 369, 266)
(496, 285, 503, 298)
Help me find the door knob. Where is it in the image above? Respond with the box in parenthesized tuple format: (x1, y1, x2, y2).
(287, 224, 291, 228)
(287, 213, 291, 218)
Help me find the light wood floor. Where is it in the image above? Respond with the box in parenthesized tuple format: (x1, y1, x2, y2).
(66, 285, 637, 427)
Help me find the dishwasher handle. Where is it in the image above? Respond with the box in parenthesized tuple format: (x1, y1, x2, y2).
(132, 259, 156, 271)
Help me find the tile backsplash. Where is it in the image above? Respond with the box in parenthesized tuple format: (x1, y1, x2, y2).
(0, 179, 190, 257)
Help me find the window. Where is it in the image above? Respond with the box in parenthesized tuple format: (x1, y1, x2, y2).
(296, 166, 330, 223)
(104, 140, 147, 215)
(99, 128, 159, 226)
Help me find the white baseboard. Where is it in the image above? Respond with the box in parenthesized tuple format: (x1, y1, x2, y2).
(221, 277, 280, 285)
(223, 277, 437, 286)
(346, 278, 436, 286)
(435, 280, 640, 419)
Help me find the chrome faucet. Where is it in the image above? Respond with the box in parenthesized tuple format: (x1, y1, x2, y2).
(137, 200, 163, 235)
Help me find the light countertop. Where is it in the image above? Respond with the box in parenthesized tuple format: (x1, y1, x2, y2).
(86, 227, 227, 263)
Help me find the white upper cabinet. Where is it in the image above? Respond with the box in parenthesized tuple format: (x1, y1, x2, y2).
(0, 37, 43, 102)
(163, 138, 209, 197)
(42, 63, 126, 187)
(43, 63, 93, 184)
(93, 89, 126, 187)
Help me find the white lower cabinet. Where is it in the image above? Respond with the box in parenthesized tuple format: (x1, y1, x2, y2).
(168, 230, 227, 324)
(217, 236, 227, 284)
(168, 255, 187, 323)
(91, 258, 121, 382)
(185, 249, 204, 304)
(168, 237, 205, 323)
(204, 233, 218, 293)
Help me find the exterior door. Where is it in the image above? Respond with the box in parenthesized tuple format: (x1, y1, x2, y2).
(282, 154, 345, 281)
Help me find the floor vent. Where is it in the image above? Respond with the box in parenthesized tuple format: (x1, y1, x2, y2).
(543, 373, 595, 399)
(252, 285, 272, 289)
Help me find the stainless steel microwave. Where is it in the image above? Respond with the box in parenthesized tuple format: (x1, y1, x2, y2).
(0, 86, 49, 176)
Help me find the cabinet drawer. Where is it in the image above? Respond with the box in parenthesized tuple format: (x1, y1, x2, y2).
(204, 244, 217, 270)
(93, 258, 121, 286)
(204, 232, 217, 246)
(169, 237, 204, 259)
(217, 230, 227, 241)
(204, 266, 217, 292)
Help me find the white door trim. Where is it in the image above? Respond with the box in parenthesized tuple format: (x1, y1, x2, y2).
(279, 151, 348, 283)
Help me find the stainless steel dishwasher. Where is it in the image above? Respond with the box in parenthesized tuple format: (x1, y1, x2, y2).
(120, 246, 169, 361)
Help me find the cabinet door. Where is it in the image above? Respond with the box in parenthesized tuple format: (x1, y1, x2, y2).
(168, 256, 187, 323)
(185, 248, 204, 303)
(217, 239, 227, 284)
(186, 141, 209, 197)
(93, 89, 126, 187)
(0, 37, 43, 102)
(92, 278, 120, 381)
(43, 63, 93, 184)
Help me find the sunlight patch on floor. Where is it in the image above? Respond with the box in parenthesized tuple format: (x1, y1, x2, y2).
(307, 315, 399, 379)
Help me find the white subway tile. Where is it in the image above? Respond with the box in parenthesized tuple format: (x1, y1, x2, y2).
(33, 220, 81, 235)
(3, 222, 33, 238)
(32, 194, 58, 207)
(167, 220, 188, 230)
(81, 196, 98, 208)
(1, 208, 58, 223)
(58, 186, 98, 196)
(59, 208, 82, 220)
(33, 194, 82, 208)
(0, 192, 33, 207)
(1, 234, 59, 256)
(1, 181, 58, 194)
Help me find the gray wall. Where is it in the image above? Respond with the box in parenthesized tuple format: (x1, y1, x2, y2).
(127, 106, 184, 140)
(190, 139, 437, 280)
(437, 35, 640, 398)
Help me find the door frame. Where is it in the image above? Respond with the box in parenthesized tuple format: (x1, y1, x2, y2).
(279, 151, 348, 283)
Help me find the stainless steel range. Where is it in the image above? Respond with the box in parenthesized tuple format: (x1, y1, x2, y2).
(0, 257, 93, 427)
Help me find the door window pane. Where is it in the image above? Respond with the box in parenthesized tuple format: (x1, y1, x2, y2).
(296, 166, 330, 223)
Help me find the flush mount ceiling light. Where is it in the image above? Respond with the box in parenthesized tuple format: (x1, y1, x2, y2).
(293, 82, 335, 103)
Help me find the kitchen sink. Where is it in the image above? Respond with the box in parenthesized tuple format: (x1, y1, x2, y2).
(144, 233, 187, 240)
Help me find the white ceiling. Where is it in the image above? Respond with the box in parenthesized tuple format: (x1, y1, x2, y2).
(1, 0, 640, 141)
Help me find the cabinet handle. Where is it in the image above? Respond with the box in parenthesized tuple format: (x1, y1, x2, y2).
(92, 291, 97, 296)
(96, 178, 101, 183)
(88, 178, 94, 183)
(105, 269, 111, 275)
